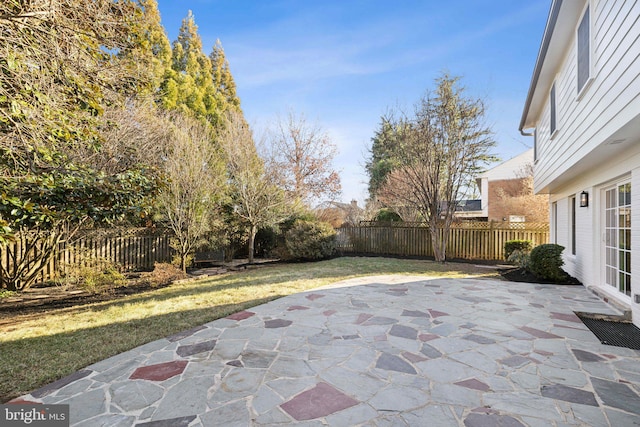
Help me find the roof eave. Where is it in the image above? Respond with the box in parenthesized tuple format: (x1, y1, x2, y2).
(519, 0, 564, 132)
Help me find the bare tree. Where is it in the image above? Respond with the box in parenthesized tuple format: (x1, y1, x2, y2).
(493, 163, 549, 223)
(266, 111, 341, 206)
(315, 200, 363, 227)
(377, 169, 425, 223)
(156, 113, 227, 271)
(219, 111, 292, 262)
(74, 99, 167, 175)
(378, 74, 496, 261)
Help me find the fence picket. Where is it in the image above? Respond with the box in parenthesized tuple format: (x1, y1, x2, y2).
(337, 222, 549, 261)
(1, 233, 173, 285)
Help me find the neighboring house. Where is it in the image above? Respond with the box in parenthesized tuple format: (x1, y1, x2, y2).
(476, 149, 549, 223)
(454, 199, 483, 220)
(519, 1, 640, 325)
(315, 200, 364, 227)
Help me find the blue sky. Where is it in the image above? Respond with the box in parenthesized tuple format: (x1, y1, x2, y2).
(155, 0, 551, 205)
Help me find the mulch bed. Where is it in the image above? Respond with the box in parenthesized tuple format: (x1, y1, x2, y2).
(0, 260, 278, 317)
(499, 267, 582, 285)
(0, 280, 172, 317)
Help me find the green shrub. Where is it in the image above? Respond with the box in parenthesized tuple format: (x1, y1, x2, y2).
(255, 227, 278, 258)
(504, 240, 532, 260)
(285, 220, 337, 261)
(270, 212, 319, 260)
(77, 264, 127, 293)
(528, 243, 565, 282)
(56, 258, 126, 293)
(0, 289, 17, 299)
(374, 209, 403, 222)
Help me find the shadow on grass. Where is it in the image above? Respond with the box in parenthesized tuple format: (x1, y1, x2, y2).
(0, 296, 281, 403)
(91, 257, 493, 310)
(3, 257, 484, 320)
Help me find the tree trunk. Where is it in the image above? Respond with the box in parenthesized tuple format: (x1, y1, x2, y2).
(429, 223, 447, 263)
(247, 224, 257, 264)
(1, 227, 65, 291)
(180, 242, 189, 273)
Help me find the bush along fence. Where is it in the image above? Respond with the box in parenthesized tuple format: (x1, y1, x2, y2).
(1, 231, 173, 286)
(336, 221, 549, 261)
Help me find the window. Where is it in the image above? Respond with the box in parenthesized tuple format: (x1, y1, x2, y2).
(550, 82, 557, 135)
(577, 6, 590, 94)
(570, 196, 576, 255)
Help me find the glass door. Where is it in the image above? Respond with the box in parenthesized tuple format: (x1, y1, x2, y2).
(604, 182, 631, 296)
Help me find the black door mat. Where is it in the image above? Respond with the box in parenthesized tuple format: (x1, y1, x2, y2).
(576, 313, 640, 350)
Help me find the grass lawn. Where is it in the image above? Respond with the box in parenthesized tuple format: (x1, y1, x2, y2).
(0, 256, 500, 402)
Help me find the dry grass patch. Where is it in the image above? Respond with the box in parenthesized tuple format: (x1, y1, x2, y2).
(0, 256, 498, 402)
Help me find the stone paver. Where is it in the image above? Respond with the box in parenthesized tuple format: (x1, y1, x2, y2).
(12, 275, 640, 426)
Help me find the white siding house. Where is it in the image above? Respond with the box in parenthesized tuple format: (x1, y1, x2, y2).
(520, 0, 640, 325)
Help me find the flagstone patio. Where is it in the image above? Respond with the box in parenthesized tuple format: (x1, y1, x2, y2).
(12, 275, 640, 426)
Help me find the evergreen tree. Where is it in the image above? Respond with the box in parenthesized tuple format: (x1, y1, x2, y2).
(137, 0, 172, 93)
(161, 10, 217, 122)
(210, 39, 242, 115)
(366, 117, 402, 200)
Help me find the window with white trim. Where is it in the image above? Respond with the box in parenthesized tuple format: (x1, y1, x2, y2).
(577, 5, 590, 94)
(550, 82, 557, 136)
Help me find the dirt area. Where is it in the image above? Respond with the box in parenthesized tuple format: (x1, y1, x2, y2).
(0, 279, 169, 317)
(0, 259, 278, 317)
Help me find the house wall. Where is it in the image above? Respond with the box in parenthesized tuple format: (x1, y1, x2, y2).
(478, 149, 541, 222)
(549, 148, 640, 325)
(531, 0, 640, 326)
(483, 150, 533, 181)
(479, 177, 489, 217)
(534, 0, 640, 193)
(632, 168, 640, 324)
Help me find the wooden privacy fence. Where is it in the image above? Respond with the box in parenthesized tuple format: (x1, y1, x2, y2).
(1, 232, 173, 284)
(336, 222, 549, 261)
